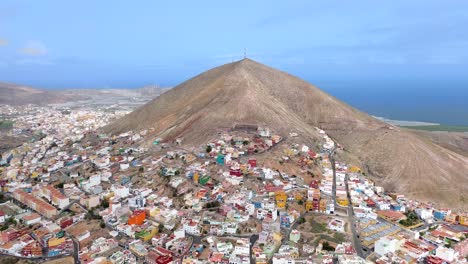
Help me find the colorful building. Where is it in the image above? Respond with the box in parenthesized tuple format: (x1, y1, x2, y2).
(337, 197, 349, 207)
(275, 191, 287, 209)
(459, 214, 468, 226)
(128, 210, 146, 226)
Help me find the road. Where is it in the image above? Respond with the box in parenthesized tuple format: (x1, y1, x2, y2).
(328, 145, 364, 258)
(344, 172, 364, 258)
(0, 251, 74, 263)
(70, 235, 80, 264)
(328, 147, 337, 210)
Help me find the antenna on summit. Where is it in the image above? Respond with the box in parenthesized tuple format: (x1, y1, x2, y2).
(244, 48, 247, 59)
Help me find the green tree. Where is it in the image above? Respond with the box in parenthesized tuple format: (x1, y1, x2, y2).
(101, 199, 109, 208)
(322, 241, 335, 251)
(333, 232, 345, 243)
(206, 145, 212, 153)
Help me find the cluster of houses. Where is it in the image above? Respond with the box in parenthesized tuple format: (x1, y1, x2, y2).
(1, 104, 467, 264)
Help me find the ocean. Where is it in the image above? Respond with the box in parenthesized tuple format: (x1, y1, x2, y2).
(314, 80, 468, 126)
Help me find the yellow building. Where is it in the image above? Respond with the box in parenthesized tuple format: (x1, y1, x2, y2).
(148, 207, 161, 218)
(48, 237, 65, 247)
(337, 197, 349, 206)
(283, 149, 295, 157)
(193, 172, 199, 183)
(275, 191, 287, 209)
(138, 227, 158, 242)
(294, 193, 303, 201)
(272, 232, 283, 242)
(319, 199, 327, 212)
(459, 214, 468, 226)
(305, 200, 314, 211)
(349, 166, 362, 173)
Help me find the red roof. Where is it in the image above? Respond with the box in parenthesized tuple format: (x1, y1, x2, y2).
(155, 246, 172, 256)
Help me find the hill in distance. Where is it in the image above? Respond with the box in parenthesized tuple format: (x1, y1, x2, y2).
(0, 82, 88, 105)
(0, 82, 168, 106)
(106, 58, 468, 209)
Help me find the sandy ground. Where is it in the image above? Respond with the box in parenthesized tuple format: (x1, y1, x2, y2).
(43, 257, 74, 264)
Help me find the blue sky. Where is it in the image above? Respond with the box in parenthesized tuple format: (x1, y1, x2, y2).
(1, 0, 468, 88)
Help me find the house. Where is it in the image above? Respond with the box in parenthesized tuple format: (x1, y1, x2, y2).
(34, 185, 70, 209)
(328, 218, 345, 232)
(435, 246, 457, 262)
(60, 217, 73, 229)
(183, 220, 200, 235)
(22, 212, 41, 225)
(12, 189, 57, 218)
(374, 236, 400, 256)
(275, 191, 287, 209)
(80, 195, 100, 209)
(0, 211, 5, 224)
(290, 229, 300, 243)
(128, 210, 146, 226)
(459, 213, 468, 226)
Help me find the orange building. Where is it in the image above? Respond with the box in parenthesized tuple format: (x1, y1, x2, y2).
(128, 210, 146, 225)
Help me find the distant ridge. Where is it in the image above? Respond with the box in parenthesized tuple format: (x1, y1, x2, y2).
(0, 82, 86, 105)
(106, 58, 468, 209)
(0, 82, 168, 106)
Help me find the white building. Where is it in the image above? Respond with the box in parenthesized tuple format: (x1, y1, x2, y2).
(272, 256, 296, 264)
(375, 236, 399, 256)
(112, 185, 130, 198)
(233, 239, 250, 255)
(436, 246, 457, 262)
(183, 221, 200, 235)
(416, 208, 433, 220)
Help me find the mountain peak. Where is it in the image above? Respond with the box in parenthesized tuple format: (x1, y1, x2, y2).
(105, 60, 468, 209)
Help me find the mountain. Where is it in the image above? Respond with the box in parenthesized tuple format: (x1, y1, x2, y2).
(105, 59, 468, 209)
(0, 82, 88, 105)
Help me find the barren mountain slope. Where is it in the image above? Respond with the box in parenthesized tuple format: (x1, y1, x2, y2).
(409, 130, 468, 157)
(106, 59, 468, 208)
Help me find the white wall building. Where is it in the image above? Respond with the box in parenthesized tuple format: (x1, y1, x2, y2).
(375, 236, 399, 256)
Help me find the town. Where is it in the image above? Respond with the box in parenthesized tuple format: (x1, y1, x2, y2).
(0, 103, 467, 264)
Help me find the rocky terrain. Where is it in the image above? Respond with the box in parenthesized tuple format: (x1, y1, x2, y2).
(105, 59, 468, 209)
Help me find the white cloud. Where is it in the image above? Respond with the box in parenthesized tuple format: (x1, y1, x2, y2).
(424, 55, 463, 65)
(15, 58, 54, 66)
(18, 40, 48, 56)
